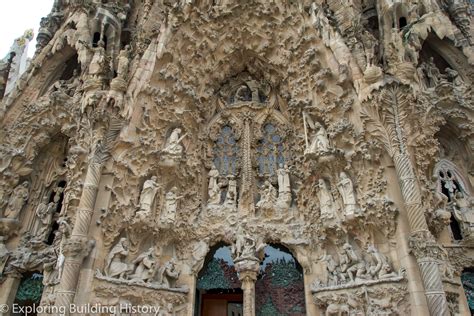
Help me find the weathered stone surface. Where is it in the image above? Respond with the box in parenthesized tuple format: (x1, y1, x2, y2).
(0, 0, 473, 315)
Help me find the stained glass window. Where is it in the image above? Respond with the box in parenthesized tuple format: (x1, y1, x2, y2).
(257, 124, 285, 176)
(213, 126, 239, 176)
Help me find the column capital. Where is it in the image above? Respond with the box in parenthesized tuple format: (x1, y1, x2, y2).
(408, 230, 447, 262)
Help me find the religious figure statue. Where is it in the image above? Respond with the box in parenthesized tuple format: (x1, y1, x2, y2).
(161, 187, 183, 224)
(452, 191, 474, 240)
(323, 254, 340, 286)
(342, 243, 367, 283)
(191, 237, 210, 274)
(256, 181, 278, 209)
(129, 247, 157, 283)
(116, 45, 130, 80)
(208, 164, 221, 205)
(35, 196, 56, 239)
(337, 172, 359, 218)
(424, 57, 443, 87)
(42, 255, 58, 286)
(162, 128, 186, 157)
(277, 164, 291, 195)
(276, 164, 291, 208)
(3, 181, 29, 219)
(138, 176, 159, 215)
(445, 67, 464, 88)
(366, 245, 398, 280)
(303, 114, 333, 156)
(224, 176, 237, 207)
(317, 179, 336, 220)
(88, 40, 107, 77)
(233, 233, 265, 261)
(105, 238, 131, 279)
(53, 217, 71, 282)
(361, 30, 377, 67)
(157, 258, 179, 288)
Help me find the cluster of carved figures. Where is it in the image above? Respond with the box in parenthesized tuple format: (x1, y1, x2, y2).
(0, 0, 473, 315)
(312, 243, 402, 290)
(97, 238, 181, 290)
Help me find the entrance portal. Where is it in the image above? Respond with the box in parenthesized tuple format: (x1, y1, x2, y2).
(196, 244, 242, 316)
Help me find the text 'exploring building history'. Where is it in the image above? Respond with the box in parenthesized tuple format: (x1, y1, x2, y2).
(0, 0, 474, 315)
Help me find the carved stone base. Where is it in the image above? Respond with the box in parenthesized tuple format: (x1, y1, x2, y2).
(312, 278, 409, 315)
(94, 271, 189, 293)
(158, 155, 183, 168)
(92, 275, 188, 315)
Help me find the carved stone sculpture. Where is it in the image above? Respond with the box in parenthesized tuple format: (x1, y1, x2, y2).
(224, 176, 237, 207)
(156, 258, 180, 288)
(162, 128, 185, 158)
(307, 123, 331, 154)
(342, 243, 367, 283)
(276, 164, 291, 208)
(88, 40, 107, 77)
(1, 2, 471, 315)
(191, 238, 210, 274)
(137, 176, 159, 218)
(318, 179, 337, 222)
(116, 45, 130, 80)
(161, 187, 183, 224)
(207, 164, 221, 205)
(256, 180, 278, 211)
(367, 245, 398, 280)
(129, 247, 157, 283)
(35, 197, 56, 239)
(105, 238, 131, 279)
(3, 181, 29, 219)
(54, 217, 71, 282)
(452, 191, 474, 241)
(337, 172, 359, 218)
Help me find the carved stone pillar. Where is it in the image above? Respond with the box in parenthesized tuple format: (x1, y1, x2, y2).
(55, 159, 103, 312)
(393, 153, 429, 233)
(0, 275, 21, 316)
(235, 257, 259, 316)
(240, 271, 257, 316)
(363, 86, 449, 315)
(393, 153, 448, 316)
(55, 118, 122, 314)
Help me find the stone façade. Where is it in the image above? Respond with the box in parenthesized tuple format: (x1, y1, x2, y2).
(0, 0, 473, 315)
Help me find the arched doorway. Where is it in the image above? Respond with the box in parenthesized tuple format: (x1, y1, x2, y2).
(196, 244, 242, 316)
(255, 244, 306, 316)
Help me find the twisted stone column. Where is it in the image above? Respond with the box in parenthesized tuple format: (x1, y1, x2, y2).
(55, 118, 122, 314)
(54, 160, 103, 313)
(392, 144, 448, 315)
(364, 86, 449, 315)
